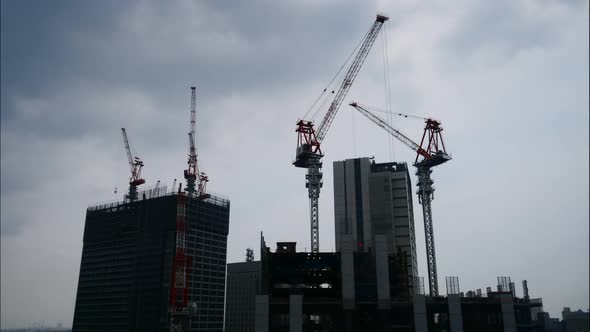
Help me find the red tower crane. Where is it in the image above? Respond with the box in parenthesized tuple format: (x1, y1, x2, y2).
(169, 189, 191, 332)
(349, 102, 451, 296)
(293, 14, 388, 253)
(121, 128, 145, 202)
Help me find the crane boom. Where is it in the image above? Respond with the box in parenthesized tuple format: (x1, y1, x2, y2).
(121, 128, 145, 202)
(294, 14, 388, 254)
(349, 103, 429, 159)
(315, 14, 388, 142)
(121, 128, 134, 173)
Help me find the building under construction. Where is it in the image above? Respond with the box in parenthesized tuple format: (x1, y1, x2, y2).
(247, 156, 544, 331)
(253, 236, 543, 332)
(72, 188, 230, 332)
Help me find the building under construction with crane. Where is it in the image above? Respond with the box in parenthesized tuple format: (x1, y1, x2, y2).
(72, 88, 229, 332)
(245, 13, 544, 332)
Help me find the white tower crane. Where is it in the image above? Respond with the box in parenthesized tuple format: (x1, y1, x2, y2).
(121, 128, 145, 202)
(349, 102, 451, 296)
(293, 14, 388, 253)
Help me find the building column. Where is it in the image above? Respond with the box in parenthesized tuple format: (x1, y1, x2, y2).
(289, 294, 303, 332)
(255, 295, 269, 332)
(341, 235, 355, 310)
(500, 294, 517, 332)
(413, 294, 428, 332)
(375, 235, 391, 310)
(448, 294, 464, 332)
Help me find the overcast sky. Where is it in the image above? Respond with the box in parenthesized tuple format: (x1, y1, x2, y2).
(1, 0, 588, 328)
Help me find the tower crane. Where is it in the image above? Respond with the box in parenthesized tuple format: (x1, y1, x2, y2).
(294, 14, 388, 253)
(184, 86, 209, 198)
(121, 128, 145, 202)
(349, 102, 451, 296)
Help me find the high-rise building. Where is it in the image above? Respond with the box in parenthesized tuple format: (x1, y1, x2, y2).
(72, 188, 230, 332)
(333, 157, 418, 293)
(225, 261, 261, 332)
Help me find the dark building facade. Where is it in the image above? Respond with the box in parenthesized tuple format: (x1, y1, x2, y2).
(562, 308, 589, 332)
(72, 189, 230, 332)
(254, 235, 543, 332)
(225, 261, 261, 332)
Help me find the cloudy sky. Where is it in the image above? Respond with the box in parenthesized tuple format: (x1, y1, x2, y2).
(1, 0, 588, 328)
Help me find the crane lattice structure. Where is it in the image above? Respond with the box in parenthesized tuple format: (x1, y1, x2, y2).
(121, 128, 145, 202)
(169, 189, 190, 332)
(184, 87, 209, 198)
(349, 102, 451, 296)
(294, 14, 388, 253)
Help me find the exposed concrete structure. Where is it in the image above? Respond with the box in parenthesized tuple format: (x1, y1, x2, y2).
(448, 294, 464, 332)
(289, 295, 303, 332)
(254, 234, 543, 331)
(502, 293, 518, 332)
(340, 234, 356, 310)
(254, 295, 269, 332)
(413, 294, 428, 332)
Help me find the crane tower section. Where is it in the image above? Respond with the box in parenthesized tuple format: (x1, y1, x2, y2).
(169, 192, 191, 332)
(184, 87, 209, 198)
(349, 103, 450, 296)
(294, 14, 388, 253)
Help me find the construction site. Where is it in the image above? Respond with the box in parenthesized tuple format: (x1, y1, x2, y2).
(73, 88, 230, 332)
(72, 13, 548, 332)
(243, 14, 545, 332)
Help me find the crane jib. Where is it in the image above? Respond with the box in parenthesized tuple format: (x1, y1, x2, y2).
(315, 16, 388, 143)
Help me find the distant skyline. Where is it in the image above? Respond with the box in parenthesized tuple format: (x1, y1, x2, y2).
(1, 0, 588, 328)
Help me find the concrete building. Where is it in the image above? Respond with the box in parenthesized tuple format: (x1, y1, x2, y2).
(535, 312, 565, 332)
(254, 235, 542, 332)
(333, 158, 418, 294)
(225, 261, 261, 332)
(562, 308, 589, 332)
(72, 188, 230, 332)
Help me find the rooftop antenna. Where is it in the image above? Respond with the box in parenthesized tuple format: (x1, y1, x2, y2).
(246, 248, 254, 262)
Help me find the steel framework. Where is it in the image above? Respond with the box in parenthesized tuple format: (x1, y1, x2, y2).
(169, 192, 191, 332)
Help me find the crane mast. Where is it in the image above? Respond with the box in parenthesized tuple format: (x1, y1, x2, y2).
(349, 103, 451, 296)
(121, 128, 145, 202)
(184, 86, 209, 198)
(294, 14, 388, 253)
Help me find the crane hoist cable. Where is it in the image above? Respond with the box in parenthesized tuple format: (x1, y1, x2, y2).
(303, 29, 371, 121)
(352, 103, 432, 121)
